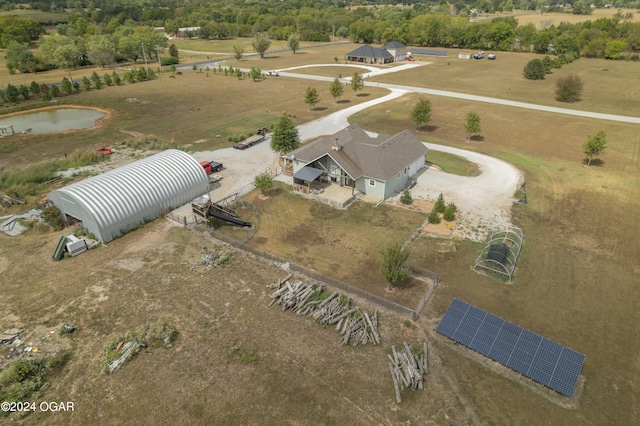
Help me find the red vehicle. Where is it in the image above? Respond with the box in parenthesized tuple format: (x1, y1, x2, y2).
(96, 147, 112, 155)
(200, 161, 223, 174)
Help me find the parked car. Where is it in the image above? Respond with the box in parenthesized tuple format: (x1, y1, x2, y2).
(266, 71, 279, 76)
(473, 51, 485, 59)
(488, 53, 496, 60)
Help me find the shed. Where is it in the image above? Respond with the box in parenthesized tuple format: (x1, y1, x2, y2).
(49, 149, 209, 243)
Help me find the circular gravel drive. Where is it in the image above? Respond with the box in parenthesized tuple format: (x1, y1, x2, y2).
(192, 87, 522, 240)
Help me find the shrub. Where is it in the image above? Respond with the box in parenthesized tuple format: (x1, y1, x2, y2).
(434, 193, 446, 213)
(443, 203, 457, 221)
(254, 172, 274, 196)
(42, 205, 65, 230)
(161, 56, 179, 66)
(523, 59, 546, 80)
(555, 74, 584, 103)
(400, 189, 413, 205)
(428, 210, 441, 224)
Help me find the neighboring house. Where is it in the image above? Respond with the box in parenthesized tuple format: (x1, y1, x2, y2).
(176, 26, 200, 38)
(288, 125, 427, 204)
(383, 41, 407, 62)
(345, 44, 394, 64)
(346, 41, 407, 64)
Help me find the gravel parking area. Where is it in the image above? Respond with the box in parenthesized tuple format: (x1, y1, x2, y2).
(188, 86, 522, 241)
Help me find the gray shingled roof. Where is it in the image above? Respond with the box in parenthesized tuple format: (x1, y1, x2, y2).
(383, 41, 406, 49)
(290, 125, 428, 182)
(346, 44, 393, 60)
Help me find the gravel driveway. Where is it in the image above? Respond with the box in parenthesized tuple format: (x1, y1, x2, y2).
(189, 85, 522, 241)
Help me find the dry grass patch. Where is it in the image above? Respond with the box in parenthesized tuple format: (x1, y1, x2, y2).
(215, 183, 428, 308)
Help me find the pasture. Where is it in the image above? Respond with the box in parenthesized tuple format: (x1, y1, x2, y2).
(0, 41, 638, 424)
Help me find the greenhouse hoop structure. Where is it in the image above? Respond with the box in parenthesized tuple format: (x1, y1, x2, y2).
(473, 225, 524, 282)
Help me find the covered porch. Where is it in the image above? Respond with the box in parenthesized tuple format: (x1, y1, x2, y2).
(292, 166, 359, 208)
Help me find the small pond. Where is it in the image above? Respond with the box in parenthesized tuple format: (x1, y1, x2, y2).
(0, 107, 106, 135)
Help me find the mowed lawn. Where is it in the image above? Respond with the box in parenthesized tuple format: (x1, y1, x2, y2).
(351, 79, 640, 423)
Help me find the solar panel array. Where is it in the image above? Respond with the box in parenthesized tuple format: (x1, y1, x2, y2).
(411, 48, 448, 57)
(436, 299, 585, 397)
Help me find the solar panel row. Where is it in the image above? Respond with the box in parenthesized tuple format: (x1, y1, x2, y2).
(436, 299, 585, 397)
(411, 48, 448, 56)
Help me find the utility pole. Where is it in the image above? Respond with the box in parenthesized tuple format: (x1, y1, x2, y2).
(155, 45, 161, 66)
(141, 43, 148, 65)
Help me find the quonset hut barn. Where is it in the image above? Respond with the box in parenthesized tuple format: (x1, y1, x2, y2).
(49, 149, 209, 243)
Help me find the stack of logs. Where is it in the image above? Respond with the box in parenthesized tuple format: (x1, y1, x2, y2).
(269, 280, 380, 347)
(388, 341, 428, 403)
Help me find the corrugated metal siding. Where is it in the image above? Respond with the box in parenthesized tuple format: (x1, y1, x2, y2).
(49, 149, 208, 242)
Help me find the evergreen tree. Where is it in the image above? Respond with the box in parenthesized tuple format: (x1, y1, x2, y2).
(270, 114, 300, 154)
(61, 77, 73, 94)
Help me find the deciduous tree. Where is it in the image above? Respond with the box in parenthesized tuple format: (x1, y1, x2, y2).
(350, 72, 364, 94)
(555, 74, 583, 103)
(233, 44, 244, 61)
(329, 78, 344, 103)
(523, 58, 546, 80)
(270, 114, 300, 154)
(411, 97, 432, 129)
(583, 129, 607, 166)
(254, 172, 274, 196)
(381, 244, 410, 291)
(287, 33, 300, 54)
(251, 33, 271, 58)
(87, 35, 115, 69)
(304, 87, 320, 110)
(464, 112, 482, 141)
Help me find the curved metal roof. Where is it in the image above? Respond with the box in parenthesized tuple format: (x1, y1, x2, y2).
(49, 149, 208, 241)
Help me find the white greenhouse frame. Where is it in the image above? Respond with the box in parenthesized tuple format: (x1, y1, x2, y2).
(473, 225, 524, 282)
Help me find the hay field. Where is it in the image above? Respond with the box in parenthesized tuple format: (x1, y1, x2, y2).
(509, 8, 640, 27)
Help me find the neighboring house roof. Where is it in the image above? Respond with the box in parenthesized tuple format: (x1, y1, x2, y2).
(346, 44, 393, 60)
(383, 41, 406, 49)
(290, 125, 428, 182)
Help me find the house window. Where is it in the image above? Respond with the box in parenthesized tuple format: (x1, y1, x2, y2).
(369, 179, 376, 187)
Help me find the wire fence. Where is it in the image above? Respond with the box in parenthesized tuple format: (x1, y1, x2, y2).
(210, 230, 438, 321)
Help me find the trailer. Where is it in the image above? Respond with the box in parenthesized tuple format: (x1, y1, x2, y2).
(233, 134, 265, 150)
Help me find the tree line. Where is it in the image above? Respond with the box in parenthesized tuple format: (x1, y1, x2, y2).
(2, 2, 639, 73)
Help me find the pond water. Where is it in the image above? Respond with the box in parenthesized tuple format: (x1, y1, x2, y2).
(0, 108, 105, 135)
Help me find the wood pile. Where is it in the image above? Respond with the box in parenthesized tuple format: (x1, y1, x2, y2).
(269, 280, 381, 347)
(388, 341, 428, 403)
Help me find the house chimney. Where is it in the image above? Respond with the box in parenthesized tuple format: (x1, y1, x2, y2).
(332, 137, 342, 151)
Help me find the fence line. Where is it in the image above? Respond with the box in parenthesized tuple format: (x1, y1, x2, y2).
(410, 264, 439, 319)
(210, 231, 422, 320)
